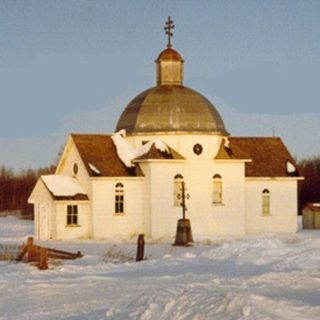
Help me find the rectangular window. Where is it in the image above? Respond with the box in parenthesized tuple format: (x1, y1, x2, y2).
(115, 191, 124, 214)
(67, 205, 78, 225)
(262, 195, 270, 216)
(213, 180, 222, 204)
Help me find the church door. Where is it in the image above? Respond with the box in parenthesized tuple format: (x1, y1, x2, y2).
(39, 203, 50, 240)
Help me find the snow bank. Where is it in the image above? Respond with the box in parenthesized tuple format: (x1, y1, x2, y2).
(41, 175, 86, 197)
(1, 217, 320, 320)
(106, 289, 320, 320)
(111, 130, 169, 167)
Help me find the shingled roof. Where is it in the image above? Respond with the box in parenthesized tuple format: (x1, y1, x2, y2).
(215, 137, 301, 178)
(71, 134, 144, 177)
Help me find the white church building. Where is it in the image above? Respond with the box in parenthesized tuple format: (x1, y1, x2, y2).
(29, 19, 302, 241)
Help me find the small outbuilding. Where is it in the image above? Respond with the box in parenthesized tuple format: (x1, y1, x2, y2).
(302, 203, 320, 229)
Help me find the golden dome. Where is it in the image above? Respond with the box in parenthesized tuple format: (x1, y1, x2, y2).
(156, 48, 184, 62)
(115, 85, 228, 135)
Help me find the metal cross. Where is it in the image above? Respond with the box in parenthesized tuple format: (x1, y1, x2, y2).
(164, 16, 174, 48)
(177, 181, 190, 220)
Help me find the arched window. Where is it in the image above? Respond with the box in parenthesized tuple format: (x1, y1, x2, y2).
(115, 183, 124, 214)
(213, 174, 223, 204)
(174, 174, 184, 206)
(262, 189, 270, 216)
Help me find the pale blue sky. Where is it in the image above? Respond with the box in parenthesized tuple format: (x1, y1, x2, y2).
(0, 0, 319, 169)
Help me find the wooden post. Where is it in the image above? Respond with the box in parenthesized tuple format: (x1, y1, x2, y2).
(16, 238, 30, 262)
(27, 237, 39, 262)
(27, 237, 33, 249)
(136, 234, 145, 262)
(38, 247, 48, 270)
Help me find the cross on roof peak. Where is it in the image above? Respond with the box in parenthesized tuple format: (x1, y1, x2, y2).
(164, 16, 174, 48)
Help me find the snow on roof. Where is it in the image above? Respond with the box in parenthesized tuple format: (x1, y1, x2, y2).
(41, 175, 86, 197)
(111, 130, 169, 167)
(224, 138, 230, 149)
(88, 163, 101, 175)
(286, 161, 296, 173)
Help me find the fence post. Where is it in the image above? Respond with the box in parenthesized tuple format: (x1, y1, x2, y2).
(136, 234, 145, 262)
(38, 247, 48, 270)
(27, 237, 39, 262)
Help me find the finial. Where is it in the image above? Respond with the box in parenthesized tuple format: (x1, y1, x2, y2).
(164, 16, 174, 48)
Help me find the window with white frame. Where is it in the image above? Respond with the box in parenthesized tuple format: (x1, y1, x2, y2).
(67, 205, 78, 225)
(173, 174, 184, 206)
(262, 189, 271, 216)
(213, 174, 223, 204)
(115, 183, 124, 214)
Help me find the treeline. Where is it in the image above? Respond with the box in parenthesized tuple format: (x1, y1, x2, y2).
(298, 156, 320, 212)
(0, 165, 55, 217)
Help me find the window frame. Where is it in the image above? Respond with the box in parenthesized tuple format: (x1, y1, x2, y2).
(212, 174, 223, 205)
(115, 182, 125, 214)
(67, 205, 78, 226)
(262, 189, 271, 216)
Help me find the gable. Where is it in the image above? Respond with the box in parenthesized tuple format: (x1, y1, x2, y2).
(215, 137, 301, 178)
(28, 178, 53, 204)
(71, 134, 143, 177)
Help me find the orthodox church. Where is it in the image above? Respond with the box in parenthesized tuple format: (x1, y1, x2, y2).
(29, 18, 302, 241)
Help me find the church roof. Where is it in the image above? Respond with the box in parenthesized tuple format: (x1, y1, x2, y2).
(215, 137, 301, 178)
(71, 134, 144, 177)
(116, 85, 228, 135)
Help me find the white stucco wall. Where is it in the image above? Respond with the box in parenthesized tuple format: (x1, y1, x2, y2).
(138, 161, 185, 240)
(91, 178, 146, 238)
(128, 133, 224, 161)
(134, 134, 247, 240)
(55, 201, 91, 240)
(188, 160, 247, 238)
(245, 179, 298, 233)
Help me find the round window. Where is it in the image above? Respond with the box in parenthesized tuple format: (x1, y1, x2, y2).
(73, 163, 78, 175)
(193, 143, 203, 155)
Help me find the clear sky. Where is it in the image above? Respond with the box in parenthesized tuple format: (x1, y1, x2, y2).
(0, 0, 319, 170)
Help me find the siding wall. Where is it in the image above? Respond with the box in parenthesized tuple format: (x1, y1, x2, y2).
(91, 178, 145, 238)
(245, 179, 298, 233)
(55, 202, 91, 239)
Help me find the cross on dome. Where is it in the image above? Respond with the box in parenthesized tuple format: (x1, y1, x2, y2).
(164, 16, 174, 48)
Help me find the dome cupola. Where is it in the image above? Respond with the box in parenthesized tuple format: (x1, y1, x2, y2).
(156, 16, 184, 86)
(115, 17, 228, 136)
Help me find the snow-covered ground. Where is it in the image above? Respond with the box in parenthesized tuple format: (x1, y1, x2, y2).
(0, 216, 320, 320)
